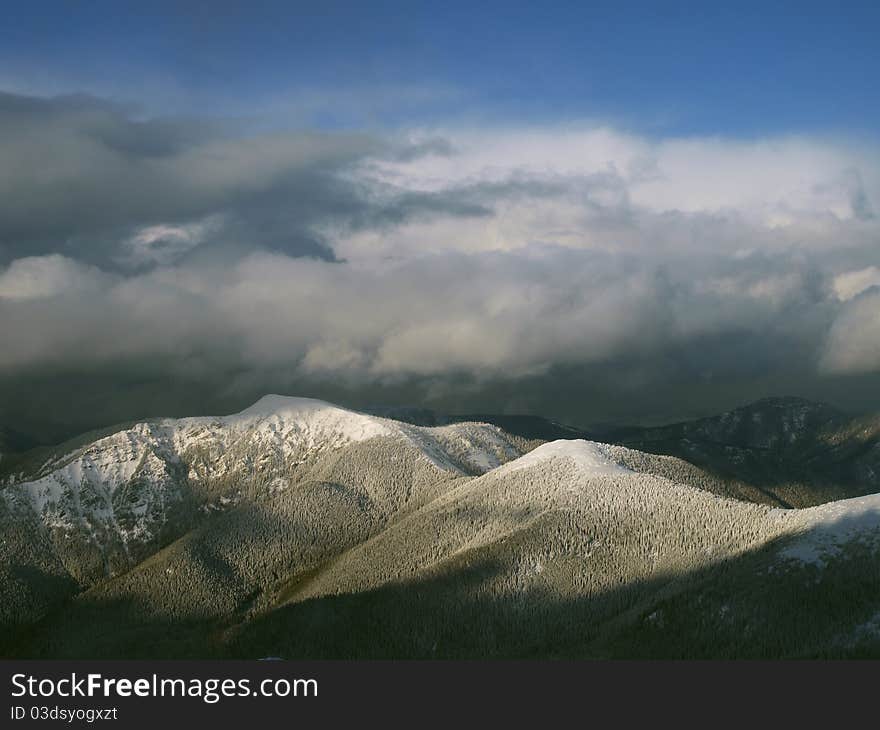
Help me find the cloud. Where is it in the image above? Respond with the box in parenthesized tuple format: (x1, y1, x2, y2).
(332, 126, 880, 263)
(2, 91, 880, 430)
(833, 266, 880, 302)
(0, 246, 840, 383)
(821, 290, 880, 375)
(1, 92, 539, 269)
(0, 254, 111, 300)
(116, 219, 220, 270)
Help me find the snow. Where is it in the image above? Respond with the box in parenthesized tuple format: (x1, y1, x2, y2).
(494, 439, 632, 476)
(233, 394, 349, 419)
(220, 394, 397, 443)
(11, 391, 880, 608)
(3, 395, 529, 553)
(12, 393, 880, 575)
(460, 445, 497, 472)
(774, 492, 880, 566)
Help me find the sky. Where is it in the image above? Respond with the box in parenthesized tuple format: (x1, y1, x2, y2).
(3, 2, 879, 133)
(1, 1, 879, 441)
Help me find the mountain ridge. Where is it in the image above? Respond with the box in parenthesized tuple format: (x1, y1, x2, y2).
(4, 394, 880, 659)
(608, 396, 880, 506)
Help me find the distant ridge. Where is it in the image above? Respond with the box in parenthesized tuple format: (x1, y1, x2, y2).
(364, 405, 594, 441)
(607, 396, 880, 507)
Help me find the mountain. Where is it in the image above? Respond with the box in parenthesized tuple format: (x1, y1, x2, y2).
(364, 405, 594, 441)
(449, 413, 592, 441)
(3, 395, 880, 659)
(0, 396, 531, 634)
(604, 397, 880, 507)
(370, 397, 880, 507)
(233, 439, 880, 659)
(362, 405, 451, 427)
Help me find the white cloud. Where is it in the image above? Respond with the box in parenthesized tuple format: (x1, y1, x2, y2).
(0, 245, 831, 381)
(821, 290, 880, 374)
(2, 116, 879, 385)
(336, 127, 880, 261)
(833, 266, 880, 301)
(0, 255, 110, 300)
(367, 128, 878, 217)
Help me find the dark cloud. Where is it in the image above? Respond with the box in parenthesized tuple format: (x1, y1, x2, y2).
(0, 91, 494, 267)
(1, 93, 880, 441)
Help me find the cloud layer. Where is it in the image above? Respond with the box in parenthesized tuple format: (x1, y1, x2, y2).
(1, 91, 879, 429)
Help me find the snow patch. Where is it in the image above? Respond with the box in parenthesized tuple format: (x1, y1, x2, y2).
(775, 492, 880, 566)
(493, 439, 631, 477)
(221, 395, 397, 443)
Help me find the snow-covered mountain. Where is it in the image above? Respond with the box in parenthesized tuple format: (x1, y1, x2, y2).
(4, 396, 880, 659)
(369, 396, 880, 508)
(5, 394, 523, 544)
(231, 438, 880, 658)
(279, 438, 880, 604)
(0, 395, 530, 626)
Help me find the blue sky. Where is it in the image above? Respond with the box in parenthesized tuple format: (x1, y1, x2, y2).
(2, 1, 878, 134)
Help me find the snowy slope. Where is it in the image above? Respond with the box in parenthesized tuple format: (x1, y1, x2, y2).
(493, 439, 631, 477)
(8, 423, 880, 658)
(291, 437, 880, 605)
(499, 440, 880, 556)
(1, 396, 526, 556)
(775, 492, 880, 566)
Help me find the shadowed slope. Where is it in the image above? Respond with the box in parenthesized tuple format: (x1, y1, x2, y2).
(9, 438, 880, 658)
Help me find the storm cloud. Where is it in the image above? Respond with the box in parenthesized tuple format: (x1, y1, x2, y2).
(0, 91, 494, 267)
(1, 90, 880, 436)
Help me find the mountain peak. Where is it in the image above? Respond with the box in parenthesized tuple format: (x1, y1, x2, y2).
(222, 394, 400, 446)
(496, 439, 630, 476)
(234, 394, 343, 418)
